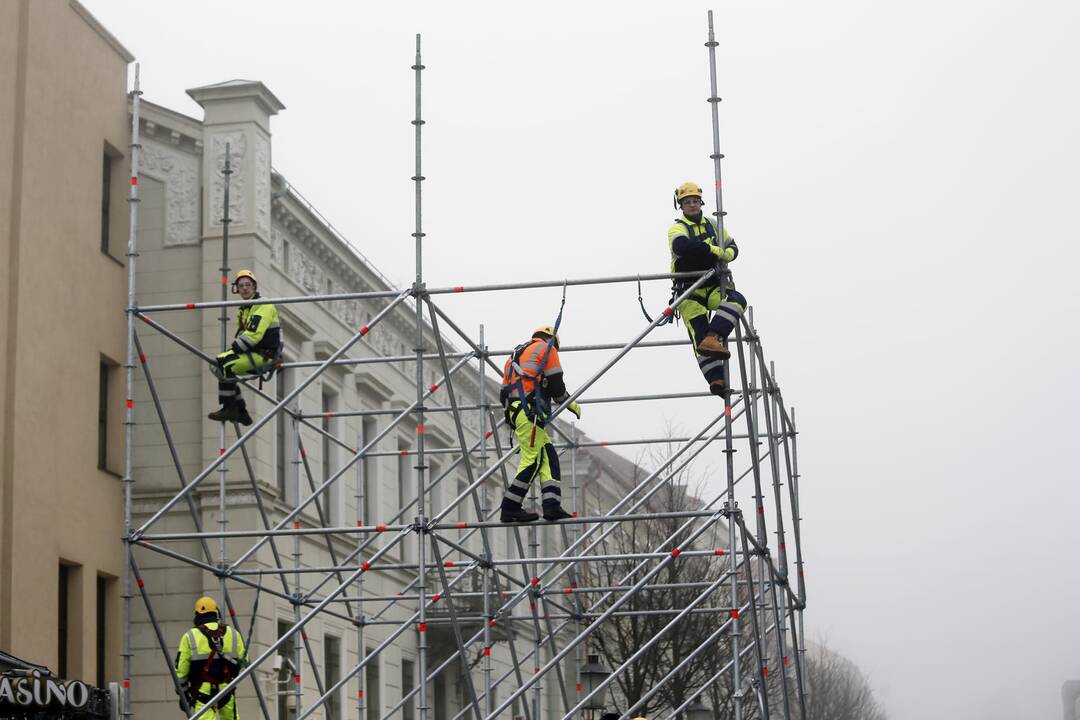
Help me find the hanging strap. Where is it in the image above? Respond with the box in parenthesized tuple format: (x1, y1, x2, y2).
(638, 275, 676, 326)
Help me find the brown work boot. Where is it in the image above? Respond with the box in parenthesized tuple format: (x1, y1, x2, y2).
(709, 379, 727, 396)
(696, 334, 730, 359)
(208, 406, 238, 423)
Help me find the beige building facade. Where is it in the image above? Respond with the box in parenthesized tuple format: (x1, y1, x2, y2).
(0, 0, 132, 688)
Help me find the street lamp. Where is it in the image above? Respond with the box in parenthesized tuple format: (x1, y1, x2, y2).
(685, 695, 712, 720)
(580, 653, 611, 711)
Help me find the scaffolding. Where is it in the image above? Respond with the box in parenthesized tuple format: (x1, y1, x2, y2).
(120, 12, 806, 720)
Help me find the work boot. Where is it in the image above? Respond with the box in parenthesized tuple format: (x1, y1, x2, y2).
(208, 406, 238, 423)
(696, 334, 730, 359)
(709, 379, 727, 397)
(543, 506, 573, 522)
(235, 407, 253, 426)
(501, 507, 540, 523)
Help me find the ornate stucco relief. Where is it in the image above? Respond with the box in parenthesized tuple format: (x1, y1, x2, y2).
(140, 138, 200, 246)
(209, 131, 246, 228)
(254, 134, 271, 236)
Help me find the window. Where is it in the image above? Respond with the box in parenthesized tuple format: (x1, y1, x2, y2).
(276, 368, 295, 499)
(98, 362, 109, 470)
(401, 659, 416, 720)
(324, 635, 341, 719)
(360, 417, 378, 525)
(397, 441, 412, 512)
(58, 565, 71, 678)
(98, 357, 121, 474)
(277, 620, 297, 720)
(96, 576, 110, 687)
(321, 387, 339, 525)
(364, 649, 380, 720)
(100, 151, 112, 254)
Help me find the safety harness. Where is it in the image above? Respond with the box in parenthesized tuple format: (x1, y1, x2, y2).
(640, 217, 725, 325)
(186, 623, 241, 709)
(499, 284, 567, 443)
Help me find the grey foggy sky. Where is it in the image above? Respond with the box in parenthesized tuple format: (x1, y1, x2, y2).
(80, 1, 1080, 717)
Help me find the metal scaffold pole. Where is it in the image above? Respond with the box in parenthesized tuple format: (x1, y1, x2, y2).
(121, 62, 141, 720)
(119, 15, 807, 720)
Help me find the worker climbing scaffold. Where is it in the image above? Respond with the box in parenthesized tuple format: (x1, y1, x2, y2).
(208, 270, 282, 426)
(667, 181, 747, 396)
(498, 325, 582, 523)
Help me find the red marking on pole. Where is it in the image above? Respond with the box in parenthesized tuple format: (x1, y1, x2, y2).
(444, 561, 455, 568)
(219, 448, 225, 456)
(139, 314, 151, 323)
(671, 548, 681, 557)
(780, 542, 786, 550)
(294, 675, 300, 684)
(563, 588, 571, 594)
(122, 679, 130, 689)
(763, 666, 769, 677)
(432, 594, 441, 603)
(376, 525, 386, 533)
(137, 578, 144, 588)
(724, 405, 732, 417)
(323, 411, 332, 418)
(138, 354, 146, 363)
(456, 522, 466, 529)
(293, 521, 301, 529)
(575, 684, 582, 693)
(798, 569, 805, 577)
(453, 286, 464, 293)
(783, 656, 789, 666)
(416, 424, 424, 434)
(484, 647, 491, 657)
(357, 521, 363, 527)
(399, 450, 408, 456)
(757, 506, 764, 514)
(126, 399, 133, 409)
(229, 608, 236, 617)
(429, 384, 439, 392)
(731, 609, 740, 619)
(531, 577, 539, 586)
(534, 668, 540, 674)
(185, 303, 196, 309)
(358, 690, 364, 698)
(571, 582, 577, 589)
(600, 441, 608, 447)
(715, 179, 722, 189)
(221, 276, 228, 286)
(300, 449, 307, 458)
(418, 623, 427, 633)
(276, 362, 283, 369)
(715, 548, 726, 556)
(484, 431, 492, 439)
(530, 603, 536, 610)
(663, 307, 673, 317)
(396, 592, 402, 596)
(361, 562, 370, 571)
(360, 325, 370, 336)
(572, 511, 578, 518)
(130, 177, 138, 185)
(489, 619, 496, 627)
(301, 631, 308, 641)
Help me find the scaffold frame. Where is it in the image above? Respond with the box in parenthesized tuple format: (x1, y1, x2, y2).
(120, 12, 807, 720)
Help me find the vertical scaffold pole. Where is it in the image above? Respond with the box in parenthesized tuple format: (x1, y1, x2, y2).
(121, 62, 142, 720)
(356, 431, 367, 720)
(478, 325, 494, 718)
(218, 145, 232, 617)
(705, 10, 742, 719)
(410, 33, 430, 720)
(293, 398, 303, 719)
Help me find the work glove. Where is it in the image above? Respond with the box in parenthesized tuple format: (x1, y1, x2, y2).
(567, 402, 582, 419)
(710, 245, 736, 263)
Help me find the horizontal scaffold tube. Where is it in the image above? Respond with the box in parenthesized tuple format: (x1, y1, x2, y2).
(133, 270, 709, 313)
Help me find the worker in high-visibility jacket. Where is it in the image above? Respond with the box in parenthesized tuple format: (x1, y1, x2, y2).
(208, 270, 281, 426)
(175, 596, 246, 720)
(498, 326, 582, 523)
(668, 182, 747, 396)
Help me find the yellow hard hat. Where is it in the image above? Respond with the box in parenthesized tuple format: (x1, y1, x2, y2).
(194, 596, 219, 615)
(231, 270, 258, 293)
(532, 326, 560, 350)
(674, 181, 704, 209)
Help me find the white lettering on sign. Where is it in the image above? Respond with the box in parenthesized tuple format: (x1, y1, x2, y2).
(0, 670, 91, 709)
